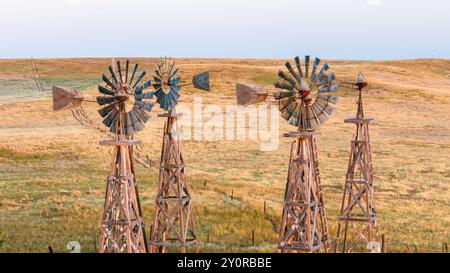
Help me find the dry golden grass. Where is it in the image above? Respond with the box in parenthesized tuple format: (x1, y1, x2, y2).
(0, 57, 449, 252)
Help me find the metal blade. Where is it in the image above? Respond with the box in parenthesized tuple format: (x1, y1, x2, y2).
(304, 55, 310, 78)
(273, 91, 294, 100)
(129, 64, 138, 85)
(317, 63, 329, 80)
(98, 85, 115, 96)
(170, 67, 179, 78)
(116, 60, 123, 83)
(135, 79, 152, 95)
(98, 103, 115, 118)
(285, 61, 301, 82)
(294, 56, 303, 78)
(171, 85, 181, 92)
(108, 65, 118, 83)
(96, 96, 114, 105)
(129, 110, 145, 132)
(136, 91, 154, 100)
(135, 100, 154, 112)
(171, 77, 181, 84)
(102, 108, 118, 127)
(125, 60, 129, 84)
(274, 81, 294, 91)
(310, 57, 321, 82)
(132, 70, 147, 88)
(278, 70, 296, 86)
(133, 106, 150, 123)
(102, 74, 116, 90)
(318, 84, 339, 92)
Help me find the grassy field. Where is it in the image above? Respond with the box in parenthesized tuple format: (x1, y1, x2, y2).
(0, 57, 449, 253)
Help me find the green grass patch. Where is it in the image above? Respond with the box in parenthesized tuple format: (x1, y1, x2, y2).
(0, 148, 49, 163)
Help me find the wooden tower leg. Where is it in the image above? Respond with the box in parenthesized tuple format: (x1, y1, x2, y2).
(150, 112, 198, 253)
(335, 119, 378, 253)
(99, 142, 147, 253)
(277, 131, 330, 253)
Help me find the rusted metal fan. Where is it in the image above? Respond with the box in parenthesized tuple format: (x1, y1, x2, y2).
(274, 55, 339, 131)
(97, 60, 154, 136)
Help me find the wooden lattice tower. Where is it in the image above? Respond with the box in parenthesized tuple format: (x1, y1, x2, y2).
(99, 137, 147, 253)
(149, 58, 208, 252)
(260, 55, 340, 253)
(149, 110, 197, 253)
(278, 116, 332, 253)
(334, 72, 379, 253)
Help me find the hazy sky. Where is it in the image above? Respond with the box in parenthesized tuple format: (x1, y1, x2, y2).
(1, 0, 449, 59)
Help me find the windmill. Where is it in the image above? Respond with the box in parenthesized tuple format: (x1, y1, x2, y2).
(149, 58, 210, 253)
(52, 59, 155, 253)
(236, 55, 339, 252)
(334, 72, 379, 253)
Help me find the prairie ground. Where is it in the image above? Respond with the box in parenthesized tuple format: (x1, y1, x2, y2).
(0, 57, 449, 252)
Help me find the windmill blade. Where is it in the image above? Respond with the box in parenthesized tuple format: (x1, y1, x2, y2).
(275, 81, 294, 91)
(129, 63, 138, 85)
(306, 106, 319, 129)
(102, 108, 118, 127)
(132, 70, 147, 88)
(278, 70, 296, 86)
(310, 57, 321, 82)
(319, 72, 335, 86)
(318, 84, 339, 92)
(96, 96, 114, 105)
(192, 71, 210, 91)
(98, 85, 115, 96)
(133, 106, 150, 123)
(279, 97, 295, 111)
(171, 89, 181, 100)
(123, 113, 132, 136)
(304, 55, 310, 78)
(294, 56, 303, 77)
(316, 93, 340, 104)
(128, 110, 145, 132)
(136, 91, 154, 100)
(116, 60, 123, 83)
(285, 61, 301, 82)
(171, 77, 181, 84)
(170, 85, 181, 92)
(323, 104, 335, 116)
(98, 103, 115, 118)
(102, 74, 116, 90)
(135, 100, 154, 112)
(153, 76, 161, 83)
(170, 67, 179, 78)
(273, 91, 294, 100)
(135, 79, 152, 95)
(108, 65, 118, 83)
(125, 60, 129, 83)
(317, 63, 329, 80)
(312, 103, 330, 124)
(287, 103, 301, 126)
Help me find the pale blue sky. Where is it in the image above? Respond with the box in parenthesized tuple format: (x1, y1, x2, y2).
(1, 0, 449, 59)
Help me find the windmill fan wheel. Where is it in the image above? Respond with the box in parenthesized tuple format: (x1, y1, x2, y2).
(153, 58, 182, 111)
(96, 60, 155, 136)
(274, 55, 340, 131)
